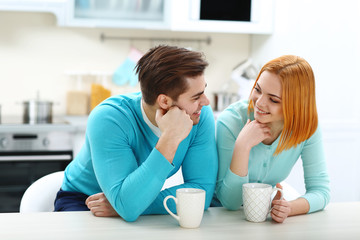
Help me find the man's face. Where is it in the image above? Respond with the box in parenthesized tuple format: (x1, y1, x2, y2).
(172, 74, 210, 125)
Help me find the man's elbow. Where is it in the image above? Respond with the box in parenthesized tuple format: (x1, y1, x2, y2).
(114, 204, 142, 222)
(119, 211, 140, 222)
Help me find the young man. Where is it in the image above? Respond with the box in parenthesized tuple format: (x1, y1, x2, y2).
(54, 45, 218, 222)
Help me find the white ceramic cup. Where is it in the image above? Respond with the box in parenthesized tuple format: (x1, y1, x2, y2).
(163, 188, 205, 228)
(242, 183, 284, 223)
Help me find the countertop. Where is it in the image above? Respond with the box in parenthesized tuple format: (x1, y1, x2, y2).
(0, 202, 359, 240)
(0, 115, 88, 133)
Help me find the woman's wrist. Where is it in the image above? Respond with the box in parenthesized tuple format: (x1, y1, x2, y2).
(230, 145, 251, 177)
(235, 137, 252, 152)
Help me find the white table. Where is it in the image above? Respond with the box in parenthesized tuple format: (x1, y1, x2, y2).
(1, 202, 359, 240)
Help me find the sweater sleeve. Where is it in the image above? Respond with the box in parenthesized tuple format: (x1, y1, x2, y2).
(142, 105, 218, 215)
(87, 105, 174, 222)
(300, 127, 331, 213)
(215, 107, 249, 210)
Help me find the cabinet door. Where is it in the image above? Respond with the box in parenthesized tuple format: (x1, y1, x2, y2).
(66, 0, 171, 29)
(170, 0, 274, 34)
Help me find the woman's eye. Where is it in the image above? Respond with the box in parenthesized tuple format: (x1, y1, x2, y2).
(270, 98, 279, 103)
(254, 87, 260, 93)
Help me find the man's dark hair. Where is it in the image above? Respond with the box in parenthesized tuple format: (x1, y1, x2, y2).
(135, 45, 208, 105)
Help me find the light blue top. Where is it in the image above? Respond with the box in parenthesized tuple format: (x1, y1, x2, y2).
(215, 100, 330, 213)
(62, 92, 218, 221)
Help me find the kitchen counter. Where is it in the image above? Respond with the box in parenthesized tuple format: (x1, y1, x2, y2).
(0, 115, 88, 133)
(0, 202, 359, 240)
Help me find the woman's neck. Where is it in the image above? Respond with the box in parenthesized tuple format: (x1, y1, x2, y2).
(262, 121, 284, 145)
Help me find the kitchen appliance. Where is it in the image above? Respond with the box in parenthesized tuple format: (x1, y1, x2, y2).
(23, 100, 53, 124)
(213, 59, 258, 112)
(0, 117, 73, 212)
(199, 0, 251, 22)
(213, 92, 239, 112)
(230, 59, 258, 100)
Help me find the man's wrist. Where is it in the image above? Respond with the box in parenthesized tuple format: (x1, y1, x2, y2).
(155, 134, 181, 163)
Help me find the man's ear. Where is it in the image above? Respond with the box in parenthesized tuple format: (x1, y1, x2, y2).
(157, 94, 173, 110)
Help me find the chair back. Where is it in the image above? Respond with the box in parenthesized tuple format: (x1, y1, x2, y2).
(19, 171, 64, 213)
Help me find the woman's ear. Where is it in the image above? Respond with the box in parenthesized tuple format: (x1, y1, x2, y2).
(156, 94, 173, 110)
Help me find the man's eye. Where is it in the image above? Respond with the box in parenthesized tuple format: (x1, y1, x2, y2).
(193, 95, 202, 100)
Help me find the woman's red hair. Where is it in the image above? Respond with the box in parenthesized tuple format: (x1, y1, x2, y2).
(248, 55, 318, 155)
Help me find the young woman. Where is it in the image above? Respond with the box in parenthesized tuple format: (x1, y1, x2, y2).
(215, 55, 330, 223)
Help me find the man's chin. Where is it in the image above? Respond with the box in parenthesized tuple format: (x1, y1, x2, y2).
(191, 117, 200, 125)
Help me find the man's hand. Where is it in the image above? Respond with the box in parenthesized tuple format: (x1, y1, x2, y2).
(85, 192, 119, 217)
(156, 106, 193, 142)
(155, 106, 193, 162)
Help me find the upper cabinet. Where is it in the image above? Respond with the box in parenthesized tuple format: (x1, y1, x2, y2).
(67, 0, 171, 30)
(0, 0, 274, 34)
(0, 0, 68, 25)
(170, 0, 274, 34)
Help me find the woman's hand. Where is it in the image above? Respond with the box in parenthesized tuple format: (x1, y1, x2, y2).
(236, 119, 271, 150)
(271, 183, 291, 223)
(230, 119, 271, 177)
(85, 192, 119, 217)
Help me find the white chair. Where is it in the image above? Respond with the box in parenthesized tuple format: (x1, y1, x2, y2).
(19, 171, 64, 213)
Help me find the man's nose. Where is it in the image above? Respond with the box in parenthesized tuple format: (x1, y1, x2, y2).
(201, 94, 210, 106)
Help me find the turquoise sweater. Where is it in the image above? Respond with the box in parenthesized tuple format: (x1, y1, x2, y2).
(62, 92, 218, 221)
(215, 100, 330, 213)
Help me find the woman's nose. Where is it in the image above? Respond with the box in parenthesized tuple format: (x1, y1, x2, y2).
(256, 94, 266, 107)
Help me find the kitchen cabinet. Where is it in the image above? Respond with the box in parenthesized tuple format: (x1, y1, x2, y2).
(66, 0, 171, 30)
(0, 0, 68, 25)
(0, 0, 169, 29)
(0, 0, 274, 34)
(170, 0, 274, 34)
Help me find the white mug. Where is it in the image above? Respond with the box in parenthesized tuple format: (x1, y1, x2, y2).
(242, 183, 284, 223)
(163, 188, 205, 228)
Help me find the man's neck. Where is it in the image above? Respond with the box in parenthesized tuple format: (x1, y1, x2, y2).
(142, 99, 158, 127)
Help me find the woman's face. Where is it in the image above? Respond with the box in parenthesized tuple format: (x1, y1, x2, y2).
(250, 71, 284, 126)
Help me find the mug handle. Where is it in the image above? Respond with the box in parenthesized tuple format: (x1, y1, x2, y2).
(163, 195, 180, 221)
(269, 187, 284, 213)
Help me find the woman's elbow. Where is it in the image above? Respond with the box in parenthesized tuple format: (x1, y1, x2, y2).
(222, 202, 240, 211)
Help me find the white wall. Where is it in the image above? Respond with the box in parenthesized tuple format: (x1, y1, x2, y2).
(250, 0, 360, 202)
(0, 11, 250, 116)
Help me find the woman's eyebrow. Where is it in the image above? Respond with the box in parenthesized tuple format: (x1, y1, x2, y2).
(257, 83, 281, 99)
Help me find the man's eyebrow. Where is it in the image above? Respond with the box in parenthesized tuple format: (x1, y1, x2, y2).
(191, 83, 207, 98)
(191, 91, 204, 98)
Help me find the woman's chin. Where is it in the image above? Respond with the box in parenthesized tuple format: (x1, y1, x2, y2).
(254, 116, 266, 124)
